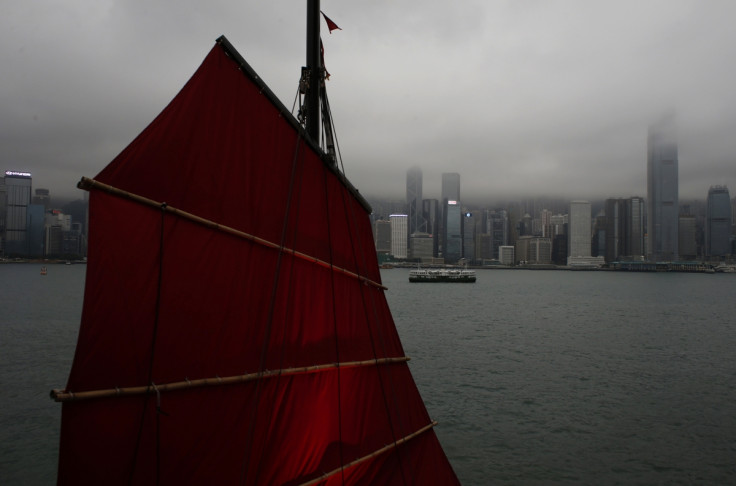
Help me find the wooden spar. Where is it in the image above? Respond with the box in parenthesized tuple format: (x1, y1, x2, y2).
(298, 421, 439, 486)
(77, 177, 387, 291)
(50, 356, 410, 402)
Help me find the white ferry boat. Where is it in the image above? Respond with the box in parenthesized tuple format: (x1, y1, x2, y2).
(409, 269, 476, 283)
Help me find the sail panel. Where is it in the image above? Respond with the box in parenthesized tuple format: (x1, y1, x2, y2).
(58, 37, 459, 485)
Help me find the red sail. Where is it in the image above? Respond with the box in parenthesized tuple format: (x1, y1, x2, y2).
(56, 38, 459, 485)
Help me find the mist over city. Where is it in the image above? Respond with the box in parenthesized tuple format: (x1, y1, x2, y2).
(3, 1, 736, 203)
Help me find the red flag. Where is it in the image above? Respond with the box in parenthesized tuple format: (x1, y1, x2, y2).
(321, 11, 341, 33)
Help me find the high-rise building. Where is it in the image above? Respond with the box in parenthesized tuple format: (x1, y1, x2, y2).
(647, 115, 679, 261)
(567, 200, 604, 267)
(462, 211, 475, 262)
(405, 166, 423, 238)
(443, 202, 462, 263)
(389, 214, 408, 259)
(374, 220, 391, 254)
(568, 201, 591, 259)
(441, 173, 461, 263)
(422, 198, 440, 257)
(488, 210, 508, 260)
(3, 170, 32, 256)
(705, 185, 732, 257)
(604, 197, 645, 262)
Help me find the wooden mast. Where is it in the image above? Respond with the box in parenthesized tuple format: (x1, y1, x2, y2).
(305, 0, 321, 142)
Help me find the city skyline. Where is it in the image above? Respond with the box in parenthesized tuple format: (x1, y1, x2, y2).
(3, 2, 736, 202)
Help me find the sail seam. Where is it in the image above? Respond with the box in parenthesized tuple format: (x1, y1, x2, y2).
(51, 357, 410, 402)
(297, 421, 439, 486)
(77, 177, 387, 291)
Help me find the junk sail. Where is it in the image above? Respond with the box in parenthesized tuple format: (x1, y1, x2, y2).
(53, 28, 459, 486)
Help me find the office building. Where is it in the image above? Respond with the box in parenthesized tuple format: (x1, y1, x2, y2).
(488, 210, 508, 260)
(422, 198, 440, 257)
(3, 171, 32, 256)
(389, 214, 408, 259)
(568, 200, 604, 267)
(705, 185, 732, 257)
(568, 201, 591, 259)
(409, 233, 434, 262)
(604, 197, 645, 262)
(406, 166, 423, 238)
(441, 173, 461, 263)
(374, 220, 391, 254)
(499, 245, 515, 266)
(516, 236, 552, 264)
(647, 115, 679, 261)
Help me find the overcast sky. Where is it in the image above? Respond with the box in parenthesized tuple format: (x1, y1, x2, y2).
(3, 1, 736, 203)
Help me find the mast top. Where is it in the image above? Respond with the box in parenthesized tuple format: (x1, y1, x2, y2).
(305, 0, 321, 142)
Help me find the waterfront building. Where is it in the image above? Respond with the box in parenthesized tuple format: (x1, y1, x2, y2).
(551, 234, 568, 265)
(499, 245, 515, 266)
(443, 201, 462, 263)
(3, 171, 32, 256)
(441, 173, 461, 263)
(409, 232, 434, 262)
(405, 166, 423, 240)
(516, 236, 552, 264)
(389, 214, 408, 259)
(462, 211, 483, 263)
(604, 197, 645, 262)
(705, 185, 731, 258)
(568, 200, 591, 261)
(647, 115, 679, 261)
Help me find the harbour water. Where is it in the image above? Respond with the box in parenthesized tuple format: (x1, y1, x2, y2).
(1, 264, 735, 484)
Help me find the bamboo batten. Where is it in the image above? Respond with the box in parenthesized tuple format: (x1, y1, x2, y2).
(77, 177, 387, 291)
(298, 421, 439, 486)
(51, 356, 410, 402)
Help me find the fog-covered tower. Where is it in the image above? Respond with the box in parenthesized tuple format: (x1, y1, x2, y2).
(405, 166, 423, 238)
(647, 115, 679, 261)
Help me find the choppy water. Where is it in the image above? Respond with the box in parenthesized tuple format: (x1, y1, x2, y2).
(385, 269, 736, 485)
(1, 264, 735, 484)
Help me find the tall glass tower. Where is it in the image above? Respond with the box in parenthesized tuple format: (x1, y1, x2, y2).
(647, 115, 679, 261)
(441, 173, 461, 263)
(3, 171, 32, 256)
(405, 166, 423, 237)
(705, 185, 731, 257)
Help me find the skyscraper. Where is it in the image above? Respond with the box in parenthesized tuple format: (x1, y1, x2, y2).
(705, 185, 732, 257)
(389, 214, 408, 259)
(647, 115, 679, 261)
(568, 200, 591, 259)
(604, 197, 645, 262)
(405, 166, 423, 238)
(441, 173, 461, 263)
(422, 198, 440, 257)
(3, 170, 32, 256)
